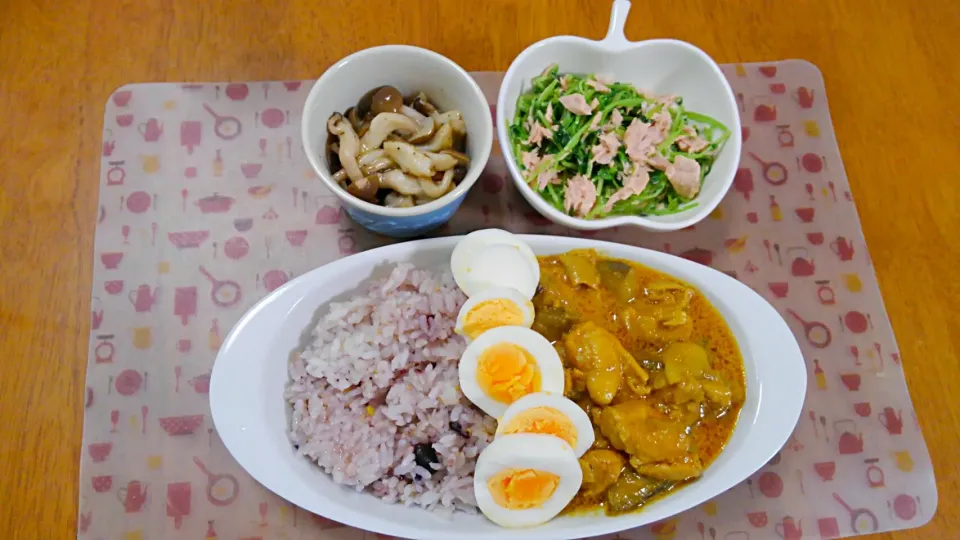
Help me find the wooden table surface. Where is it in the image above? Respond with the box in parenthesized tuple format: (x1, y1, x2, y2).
(1, 0, 958, 537)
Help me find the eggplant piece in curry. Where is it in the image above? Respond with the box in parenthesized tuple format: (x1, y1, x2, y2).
(531, 249, 745, 516)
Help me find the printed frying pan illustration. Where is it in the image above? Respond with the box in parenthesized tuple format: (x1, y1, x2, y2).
(193, 457, 239, 506)
(199, 266, 242, 308)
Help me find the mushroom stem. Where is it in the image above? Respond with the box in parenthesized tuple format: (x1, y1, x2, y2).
(380, 169, 425, 196)
(385, 192, 415, 208)
(384, 141, 434, 178)
(424, 151, 458, 172)
(400, 105, 428, 124)
(346, 173, 381, 202)
(419, 169, 455, 199)
(415, 123, 454, 153)
(360, 113, 420, 152)
(327, 113, 364, 184)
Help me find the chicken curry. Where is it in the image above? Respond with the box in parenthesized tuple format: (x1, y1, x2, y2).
(531, 249, 745, 516)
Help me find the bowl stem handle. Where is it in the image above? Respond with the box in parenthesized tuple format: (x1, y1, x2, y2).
(603, 0, 632, 48)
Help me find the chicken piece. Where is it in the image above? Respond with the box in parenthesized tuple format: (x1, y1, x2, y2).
(579, 449, 626, 498)
(656, 378, 705, 405)
(665, 155, 702, 199)
(662, 343, 710, 378)
(536, 168, 560, 190)
(631, 455, 703, 481)
(624, 118, 662, 161)
(651, 110, 673, 140)
(599, 401, 692, 462)
(657, 94, 679, 109)
(587, 78, 611, 93)
(526, 121, 554, 146)
(619, 307, 693, 346)
(521, 151, 540, 172)
(701, 378, 733, 415)
(676, 125, 709, 153)
(563, 322, 646, 405)
(563, 174, 597, 217)
(559, 93, 594, 115)
(604, 109, 624, 132)
(591, 132, 621, 165)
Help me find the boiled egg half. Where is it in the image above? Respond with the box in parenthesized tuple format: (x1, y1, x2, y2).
(495, 392, 594, 457)
(451, 229, 539, 300)
(455, 286, 535, 341)
(474, 433, 582, 528)
(459, 326, 564, 417)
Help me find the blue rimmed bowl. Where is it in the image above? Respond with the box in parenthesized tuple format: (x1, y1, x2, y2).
(302, 45, 493, 238)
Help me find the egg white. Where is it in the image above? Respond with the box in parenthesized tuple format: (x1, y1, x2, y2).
(451, 228, 540, 299)
(495, 392, 595, 457)
(458, 326, 564, 418)
(455, 286, 535, 341)
(474, 433, 583, 528)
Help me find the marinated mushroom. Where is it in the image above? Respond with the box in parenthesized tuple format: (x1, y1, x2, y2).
(325, 87, 470, 207)
(384, 141, 434, 177)
(360, 113, 420, 152)
(346, 173, 381, 202)
(380, 169, 425, 196)
(449, 118, 468, 151)
(415, 123, 454, 153)
(419, 169, 455, 199)
(424, 151, 458, 172)
(360, 155, 396, 176)
(400, 105, 428, 124)
(433, 110, 463, 125)
(370, 86, 403, 115)
(441, 149, 471, 167)
(385, 192, 415, 208)
(356, 85, 384, 117)
(409, 92, 437, 117)
(451, 165, 468, 184)
(358, 149, 387, 167)
(326, 113, 364, 184)
(407, 117, 437, 145)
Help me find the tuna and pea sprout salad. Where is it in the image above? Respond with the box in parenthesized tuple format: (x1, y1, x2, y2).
(508, 64, 730, 218)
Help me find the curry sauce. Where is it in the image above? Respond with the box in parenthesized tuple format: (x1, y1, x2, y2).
(530, 249, 745, 515)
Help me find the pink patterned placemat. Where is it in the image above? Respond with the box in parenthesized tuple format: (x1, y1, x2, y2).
(81, 62, 935, 540)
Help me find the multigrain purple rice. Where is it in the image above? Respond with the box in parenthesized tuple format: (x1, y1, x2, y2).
(285, 263, 495, 513)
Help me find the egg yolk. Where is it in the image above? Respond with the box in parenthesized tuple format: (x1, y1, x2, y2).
(463, 299, 525, 339)
(488, 468, 560, 510)
(476, 343, 541, 404)
(500, 407, 577, 449)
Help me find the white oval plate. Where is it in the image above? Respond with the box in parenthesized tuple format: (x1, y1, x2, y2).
(210, 235, 806, 540)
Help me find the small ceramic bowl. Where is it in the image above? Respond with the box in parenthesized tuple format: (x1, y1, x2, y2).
(496, 0, 742, 232)
(303, 45, 493, 238)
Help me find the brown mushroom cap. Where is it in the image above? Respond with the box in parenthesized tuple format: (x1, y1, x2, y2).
(451, 165, 468, 185)
(356, 86, 384, 117)
(410, 93, 438, 117)
(371, 86, 403, 115)
(346, 173, 382, 202)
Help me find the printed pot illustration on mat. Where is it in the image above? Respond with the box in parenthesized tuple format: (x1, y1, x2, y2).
(196, 193, 236, 213)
